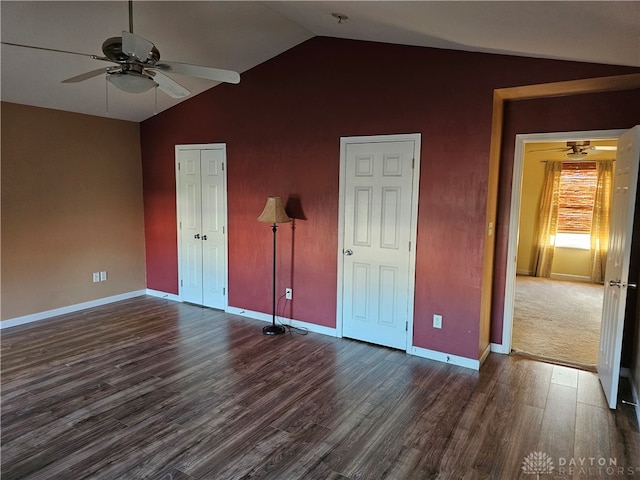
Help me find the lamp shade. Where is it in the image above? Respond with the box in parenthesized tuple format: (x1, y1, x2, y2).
(257, 196, 291, 224)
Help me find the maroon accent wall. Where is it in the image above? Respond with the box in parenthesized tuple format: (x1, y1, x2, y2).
(141, 37, 639, 360)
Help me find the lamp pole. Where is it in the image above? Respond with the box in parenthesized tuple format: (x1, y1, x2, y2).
(257, 196, 290, 336)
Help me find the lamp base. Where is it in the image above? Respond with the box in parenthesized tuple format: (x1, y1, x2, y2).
(263, 324, 286, 335)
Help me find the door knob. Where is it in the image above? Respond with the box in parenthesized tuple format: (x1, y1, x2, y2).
(194, 234, 200, 239)
(202, 235, 207, 241)
(344, 249, 353, 256)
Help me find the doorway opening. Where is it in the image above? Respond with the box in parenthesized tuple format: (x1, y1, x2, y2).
(503, 130, 622, 370)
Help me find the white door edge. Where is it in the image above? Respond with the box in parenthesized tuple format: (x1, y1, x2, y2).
(502, 129, 626, 352)
(175, 143, 229, 310)
(336, 133, 421, 352)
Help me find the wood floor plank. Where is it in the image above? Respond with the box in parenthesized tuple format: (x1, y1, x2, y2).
(1, 296, 637, 479)
(537, 383, 577, 463)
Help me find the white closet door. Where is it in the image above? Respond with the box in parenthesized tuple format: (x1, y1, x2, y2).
(201, 149, 226, 309)
(177, 145, 227, 309)
(179, 149, 204, 305)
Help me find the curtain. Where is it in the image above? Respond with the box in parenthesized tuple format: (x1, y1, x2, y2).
(590, 160, 614, 283)
(534, 161, 563, 277)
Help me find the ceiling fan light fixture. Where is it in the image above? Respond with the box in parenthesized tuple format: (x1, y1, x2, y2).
(107, 72, 157, 94)
(566, 151, 589, 160)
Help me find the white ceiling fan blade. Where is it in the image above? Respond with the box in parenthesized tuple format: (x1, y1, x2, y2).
(591, 146, 617, 151)
(530, 147, 571, 153)
(1, 41, 95, 58)
(122, 31, 154, 62)
(62, 68, 110, 83)
(150, 71, 190, 99)
(156, 61, 240, 84)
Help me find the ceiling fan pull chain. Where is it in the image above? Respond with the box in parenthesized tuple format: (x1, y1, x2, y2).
(105, 76, 109, 116)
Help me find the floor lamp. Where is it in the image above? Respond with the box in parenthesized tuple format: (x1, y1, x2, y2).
(257, 196, 291, 335)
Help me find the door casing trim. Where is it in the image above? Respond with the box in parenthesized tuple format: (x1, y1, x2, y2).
(482, 73, 640, 357)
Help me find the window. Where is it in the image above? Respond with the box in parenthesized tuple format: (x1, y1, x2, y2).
(555, 162, 597, 249)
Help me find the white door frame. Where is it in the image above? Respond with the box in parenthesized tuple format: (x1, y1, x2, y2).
(336, 133, 421, 352)
(175, 143, 229, 309)
(501, 129, 625, 351)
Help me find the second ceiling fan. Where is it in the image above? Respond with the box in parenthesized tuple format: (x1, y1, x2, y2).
(533, 141, 617, 160)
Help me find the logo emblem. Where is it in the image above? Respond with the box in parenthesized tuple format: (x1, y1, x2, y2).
(522, 451, 555, 479)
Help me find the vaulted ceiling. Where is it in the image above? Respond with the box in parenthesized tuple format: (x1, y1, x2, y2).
(2, 1, 638, 122)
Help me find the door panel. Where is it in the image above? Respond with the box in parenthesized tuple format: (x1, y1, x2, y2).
(342, 140, 415, 350)
(598, 125, 640, 409)
(201, 149, 226, 309)
(179, 149, 203, 304)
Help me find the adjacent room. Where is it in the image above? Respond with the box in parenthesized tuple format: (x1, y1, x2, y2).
(2, 1, 640, 478)
(511, 140, 617, 370)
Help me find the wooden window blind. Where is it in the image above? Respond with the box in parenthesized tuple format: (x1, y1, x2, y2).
(557, 162, 598, 233)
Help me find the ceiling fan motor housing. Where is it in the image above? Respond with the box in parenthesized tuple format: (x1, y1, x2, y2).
(102, 36, 159, 64)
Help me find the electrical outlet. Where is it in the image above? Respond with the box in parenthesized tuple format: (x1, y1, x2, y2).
(100, 271, 108, 281)
(433, 314, 443, 329)
(92, 272, 100, 283)
(285, 288, 292, 300)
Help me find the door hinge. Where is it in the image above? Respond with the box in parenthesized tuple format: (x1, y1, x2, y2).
(223, 288, 226, 295)
(223, 226, 225, 234)
(178, 162, 181, 171)
(409, 241, 411, 252)
(412, 158, 415, 169)
(406, 321, 408, 332)
(180, 279, 183, 287)
(222, 163, 224, 171)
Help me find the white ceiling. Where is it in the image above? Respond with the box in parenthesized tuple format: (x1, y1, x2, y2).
(2, 1, 638, 122)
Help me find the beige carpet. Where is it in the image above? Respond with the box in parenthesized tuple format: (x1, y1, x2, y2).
(512, 276, 603, 370)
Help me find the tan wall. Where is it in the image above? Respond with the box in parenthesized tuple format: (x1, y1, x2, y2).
(517, 152, 591, 279)
(551, 248, 592, 279)
(1, 102, 146, 321)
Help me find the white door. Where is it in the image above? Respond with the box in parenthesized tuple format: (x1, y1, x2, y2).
(598, 125, 640, 409)
(177, 145, 227, 309)
(339, 136, 420, 350)
(179, 149, 204, 304)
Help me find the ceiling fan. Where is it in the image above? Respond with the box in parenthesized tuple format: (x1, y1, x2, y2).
(1, 0, 240, 99)
(532, 141, 617, 160)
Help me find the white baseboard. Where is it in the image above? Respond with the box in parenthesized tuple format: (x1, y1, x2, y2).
(549, 273, 591, 283)
(491, 342, 510, 354)
(516, 272, 592, 283)
(225, 306, 339, 337)
(3, 293, 490, 372)
(410, 345, 482, 370)
(1, 290, 147, 330)
(146, 289, 181, 302)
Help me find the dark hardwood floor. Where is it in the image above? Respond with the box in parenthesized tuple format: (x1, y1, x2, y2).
(1, 296, 639, 479)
